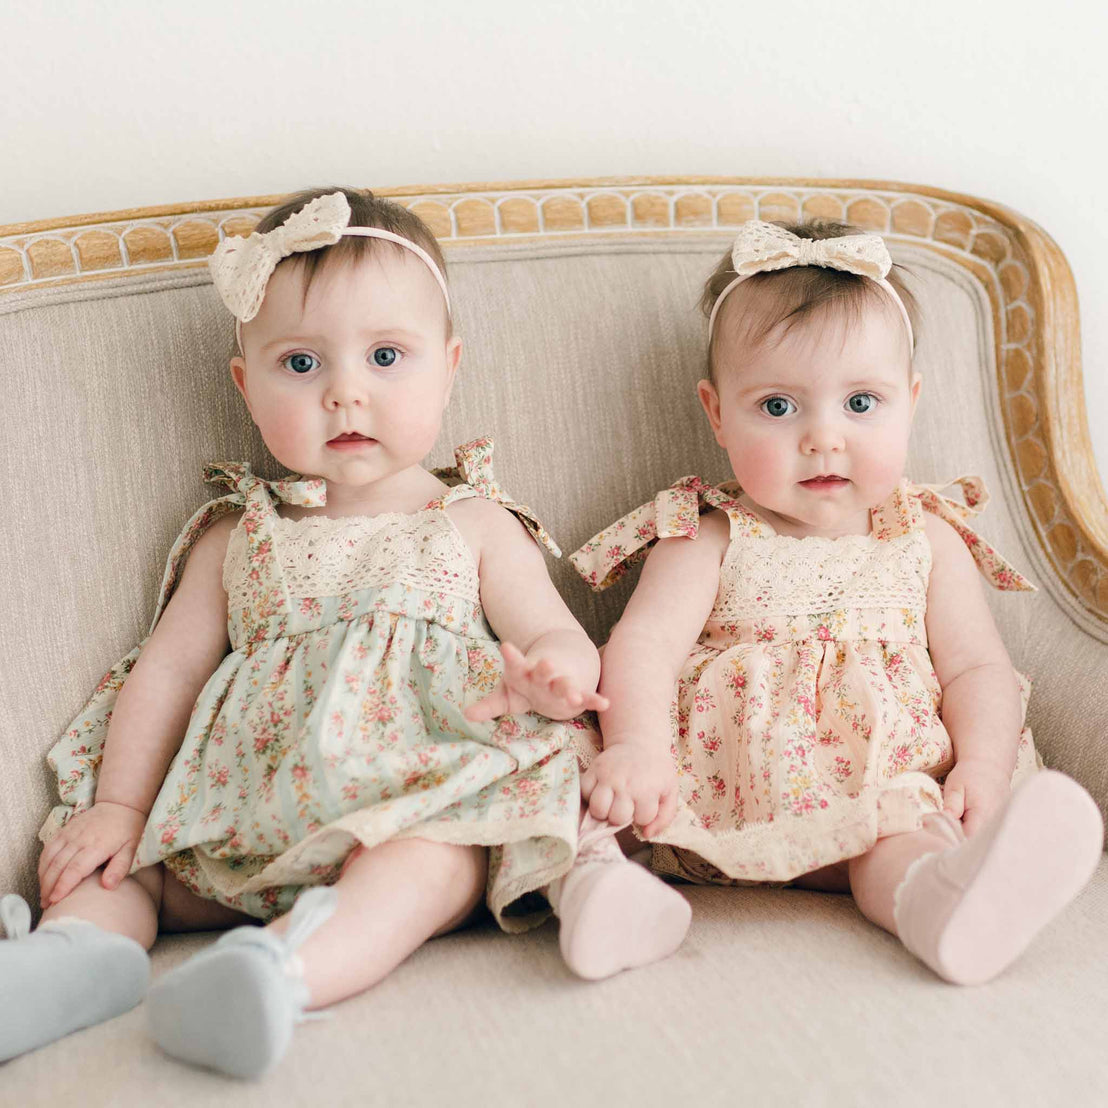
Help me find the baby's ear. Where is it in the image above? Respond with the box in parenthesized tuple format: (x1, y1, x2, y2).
(697, 379, 725, 442)
(909, 371, 922, 413)
(230, 357, 251, 411)
(443, 336, 463, 404)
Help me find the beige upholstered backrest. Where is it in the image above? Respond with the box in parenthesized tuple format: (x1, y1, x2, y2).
(3, 179, 1106, 906)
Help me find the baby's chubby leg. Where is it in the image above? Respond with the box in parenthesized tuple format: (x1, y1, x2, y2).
(147, 838, 487, 1079)
(281, 837, 488, 1006)
(849, 771, 1103, 984)
(0, 864, 242, 1062)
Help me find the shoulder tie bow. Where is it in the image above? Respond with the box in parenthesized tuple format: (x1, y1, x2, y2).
(570, 477, 763, 592)
(874, 477, 1036, 592)
(913, 477, 1035, 592)
(147, 461, 325, 632)
(429, 437, 561, 557)
(202, 462, 328, 508)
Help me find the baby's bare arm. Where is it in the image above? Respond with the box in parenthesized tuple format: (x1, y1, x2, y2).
(449, 499, 604, 720)
(585, 511, 730, 832)
(40, 514, 236, 904)
(924, 512, 1022, 832)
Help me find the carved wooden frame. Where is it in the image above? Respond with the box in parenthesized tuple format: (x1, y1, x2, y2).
(3, 176, 1105, 625)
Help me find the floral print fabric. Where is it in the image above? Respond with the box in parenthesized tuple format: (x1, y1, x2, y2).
(572, 476, 1039, 884)
(43, 438, 596, 930)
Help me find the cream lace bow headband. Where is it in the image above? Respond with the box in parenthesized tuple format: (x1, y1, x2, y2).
(707, 220, 914, 349)
(208, 191, 451, 333)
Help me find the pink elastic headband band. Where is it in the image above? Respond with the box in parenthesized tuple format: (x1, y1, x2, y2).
(340, 227, 451, 316)
(233, 227, 451, 354)
(708, 272, 914, 351)
(707, 221, 915, 352)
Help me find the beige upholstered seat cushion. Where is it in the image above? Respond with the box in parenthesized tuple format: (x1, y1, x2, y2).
(3, 868, 1106, 1104)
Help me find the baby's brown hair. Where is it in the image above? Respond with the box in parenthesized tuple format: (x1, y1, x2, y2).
(700, 220, 918, 381)
(252, 186, 451, 334)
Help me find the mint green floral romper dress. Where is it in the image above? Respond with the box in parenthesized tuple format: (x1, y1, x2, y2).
(42, 438, 597, 930)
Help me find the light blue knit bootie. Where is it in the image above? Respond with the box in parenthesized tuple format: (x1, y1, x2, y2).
(0, 893, 150, 1062)
(147, 885, 338, 1079)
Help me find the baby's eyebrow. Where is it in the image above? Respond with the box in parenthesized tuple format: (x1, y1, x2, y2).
(732, 379, 804, 396)
(257, 334, 320, 351)
(364, 327, 425, 343)
(256, 327, 425, 352)
(733, 371, 905, 396)
(843, 374, 906, 391)
(842, 375, 893, 386)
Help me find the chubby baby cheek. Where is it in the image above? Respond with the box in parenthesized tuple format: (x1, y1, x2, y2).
(860, 441, 909, 497)
(255, 407, 305, 452)
(728, 438, 787, 497)
(391, 398, 446, 455)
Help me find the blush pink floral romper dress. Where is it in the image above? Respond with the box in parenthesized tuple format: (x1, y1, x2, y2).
(43, 439, 596, 929)
(571, 475, 1040, 885)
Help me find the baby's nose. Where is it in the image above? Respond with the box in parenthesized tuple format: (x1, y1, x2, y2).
(323, 363, 369, 409)
(801, 421, 845, 454)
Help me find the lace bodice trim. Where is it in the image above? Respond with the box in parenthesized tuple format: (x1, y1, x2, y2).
(142, 438, 556, 632)
(223, 510, 480, 607)
(710, 529, 930, 621)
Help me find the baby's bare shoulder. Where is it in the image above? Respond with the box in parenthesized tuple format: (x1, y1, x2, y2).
(655, 507, 730, 558)
(697, 508, 732, 542)
(445, 496, 536, 565)
(192, 509, 242, 549)
(922, 510, 974, 573)
(181, 510, 243, 579)
(444, 495, 526, 539)
(644, 508, 730, 587)
(443, 494, 511, 525)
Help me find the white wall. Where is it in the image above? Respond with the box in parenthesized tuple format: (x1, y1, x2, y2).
(4, 0, 1105, 481)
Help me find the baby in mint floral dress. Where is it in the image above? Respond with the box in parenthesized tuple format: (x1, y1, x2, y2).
(0, 187, 683, 1078)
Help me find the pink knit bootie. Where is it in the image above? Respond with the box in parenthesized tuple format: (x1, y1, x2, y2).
(548, 814, 691, 980)
(893, 770, 1103, 985)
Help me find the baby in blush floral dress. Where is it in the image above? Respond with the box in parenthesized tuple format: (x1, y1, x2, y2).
(571, 219, 1104, 984)
(0, 187, 684, 1077)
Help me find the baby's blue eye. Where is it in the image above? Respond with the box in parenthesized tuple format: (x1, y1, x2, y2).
(373, 347, 400, 368)
(847, 393, 878, 414)
(283, 353, 320, 375)
(762, 396, 796, 418)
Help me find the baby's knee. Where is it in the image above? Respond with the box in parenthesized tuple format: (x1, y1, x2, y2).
(344, 838, 488, 914)
(450, 842, 489, 895)
(424, 843, 488, 931)
(346, 837, 486, 878)
(421, 840, 487, 900)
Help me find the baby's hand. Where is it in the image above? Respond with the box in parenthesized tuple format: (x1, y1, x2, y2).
(464, 641, 610, 723)
(943, 757, 1011, 837)
(38, 800, 147, 907)
(581, 741, 678, 837)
